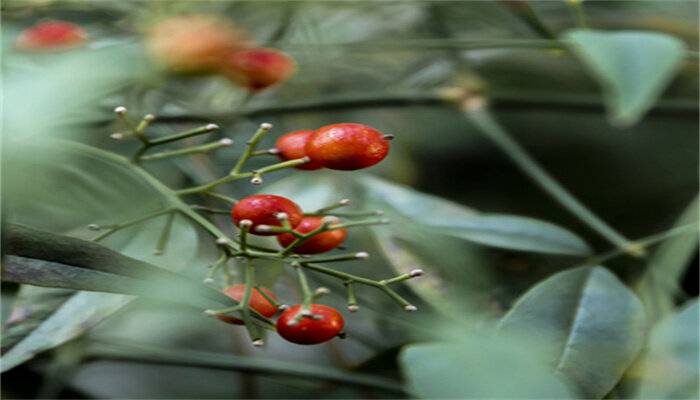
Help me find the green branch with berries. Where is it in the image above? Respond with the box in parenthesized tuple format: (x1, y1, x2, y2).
(91, 106, 418, 346)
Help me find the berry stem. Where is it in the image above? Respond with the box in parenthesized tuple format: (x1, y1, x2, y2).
(345, 282, 358, 310)
(231, 123, 273, 175)
(153, 211, 175, 256)
(241, 259, 263, 342)
(293, 262, 313, 310)
(300, 262, 416, 311)
(139, 139, 232, 161)
(92, 208, 174, 242)
(189, 205, 231, 215)
(148, 124, 220, 146)
(202, 191, 238, 205)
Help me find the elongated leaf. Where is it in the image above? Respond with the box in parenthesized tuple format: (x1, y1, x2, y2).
(0, 224, 263, 372)
(498, 266, 646, 398)
(1, 286, 75, 353)
(361, 175, 590, 256)
(431, 214, 591, 256)
(635, 300, 699, 399)
(400, 334, 573, 399)
(565, 29, 686, 127)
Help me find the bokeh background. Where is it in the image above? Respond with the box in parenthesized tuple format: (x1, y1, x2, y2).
(2, 1, 698, 399)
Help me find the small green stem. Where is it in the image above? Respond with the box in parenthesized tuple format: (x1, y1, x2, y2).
(305, 252, 368, 263)
(149, 124, 220, 146)
(92, 208, 174, 242)
(300, 263, 415, 310)
(241, 260, 264, 343)
(231, 124, 273, 175)
(584, 223, 699, 266)
(345, 281, 358, 310)
(202, 191, 238, 205)
(139, 139, 232, 161)
(294, 263, 313, 310)
(190, 205, 231, 215)
(255, 285, 281, 308)
(153, 211, 175, 255)
(313, 199, 351, 214)
(307, 210, 383, 218)
(566, 0, 588, 28)
(331, 218, 389, 230)
(239, 222, 252, 253)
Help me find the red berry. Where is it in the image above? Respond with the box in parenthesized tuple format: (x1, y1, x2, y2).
(275, 130, 324, 170)
(277, 216, 347, 254)
(16, 20, 87, 51)
(217, 285, 278, 325)
(276, 304, 344, 345)
(220, 48, 296, 90)
(305, 123, 390, 170)
(146, 15, 250, 73)
(231, 194, 303, 235)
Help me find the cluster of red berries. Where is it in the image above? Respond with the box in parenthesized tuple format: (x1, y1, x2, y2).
(146, 15, 296, 90)
(15, 20, 88, 51)
(220, 194, 351, 344)
(218, 284, 344, 346)
(276, 123, 391, 171)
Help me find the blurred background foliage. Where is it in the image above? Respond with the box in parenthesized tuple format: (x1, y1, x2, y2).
(1, 0, 698, 399)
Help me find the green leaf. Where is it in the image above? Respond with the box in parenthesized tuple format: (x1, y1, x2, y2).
(2, 141, 205, 371)
(635, 299, 699, 399)
(498, 266, 646, 398)
(4, 140, 163, 233)
(0, 225, 270, 373)
(431, 215, 591, 256)
(1, 286, 75, 353)
(565, 29, 686, 127)
(635, 195, 699, 322)
(2, 225, 236, 310)
(361, 175, 591, 256)
(400, 334, 573, 399)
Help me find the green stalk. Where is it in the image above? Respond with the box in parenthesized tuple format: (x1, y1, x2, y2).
(463, 106, 639, 256)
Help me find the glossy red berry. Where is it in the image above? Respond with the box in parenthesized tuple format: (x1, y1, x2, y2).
(231, 194, 303, 235)
(217, 285, 278, 325)
(147, 15, 250, 73)
(276, 304, 344, 345)
(305, 123, 390, 170)
(220, 48, 296, 90)
(276, 216, 347, 254)
(275, 130, 324, 170)
(16, 20, 88, 51)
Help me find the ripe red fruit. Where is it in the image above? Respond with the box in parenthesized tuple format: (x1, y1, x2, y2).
(276, 216, 347, 254)
(276, 304, 344, 345)
(146, 15, 250, 73)
(305, 123, 390, 170)
(275, 130, 324, 170)
(217, 285, 278, 324)
(16, 20, 88, 51)
(231, 194, 303, 235)
(220, 48, 296, 90)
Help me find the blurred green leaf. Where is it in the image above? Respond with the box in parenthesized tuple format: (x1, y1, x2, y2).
(2, 140, 206, 372)
(400, 333, 573, 399)
(565, 29, 686, 127)
(4, 140, 163, 233)
(3, 44, 147, 140)
(498, 266, 646, 398)
(0, 224, 256, 372)
(1, 286, 74, 352)
(635, 299, 698, 399)
(431, 215, 591, 256)
(635, 195, 699, 322)
(361, 175, 590, 256)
